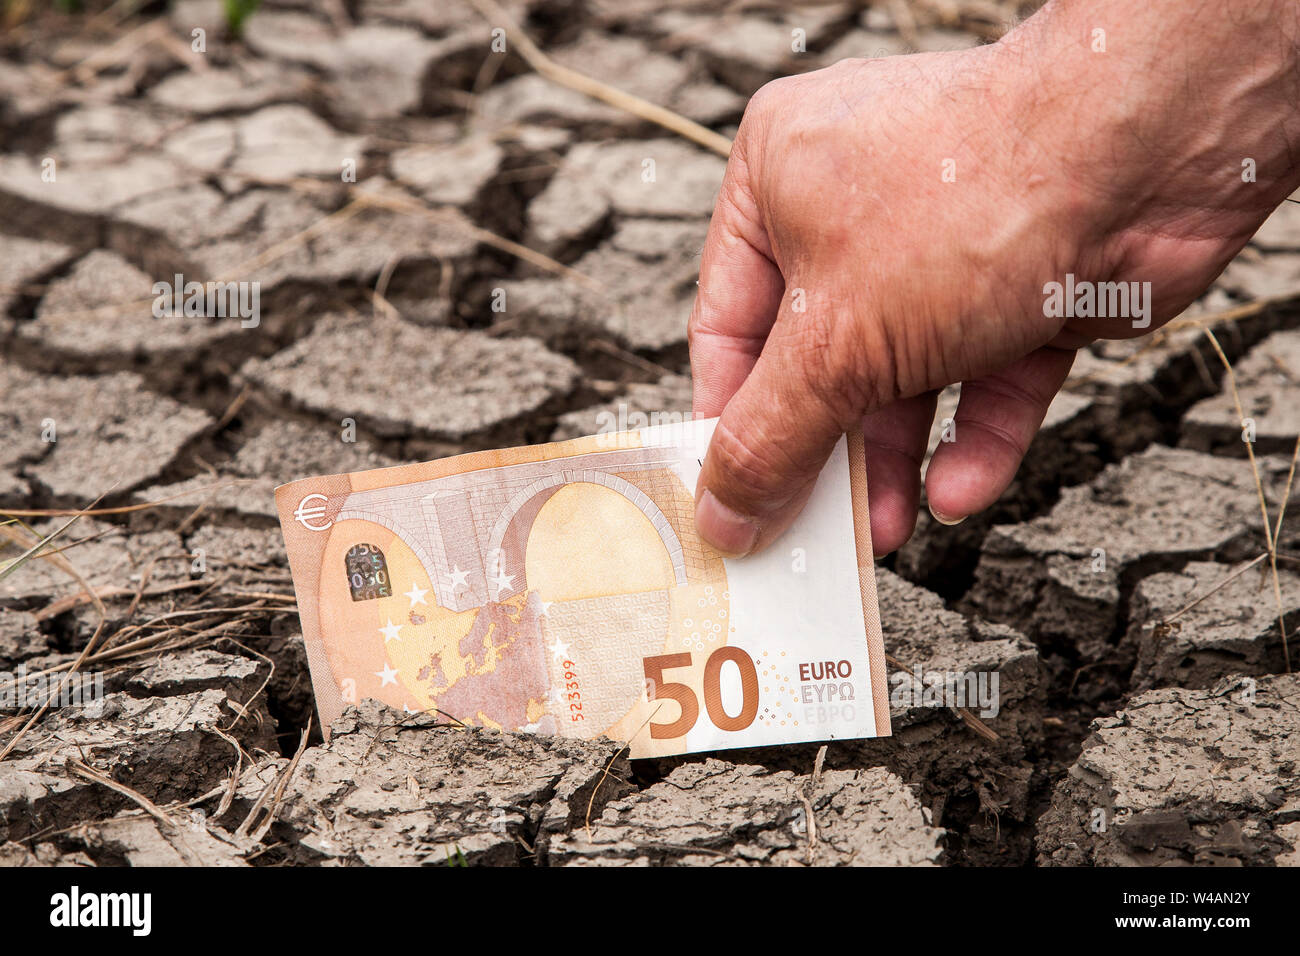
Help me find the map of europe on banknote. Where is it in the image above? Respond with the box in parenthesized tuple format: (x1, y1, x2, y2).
(276, 418, 890, 759)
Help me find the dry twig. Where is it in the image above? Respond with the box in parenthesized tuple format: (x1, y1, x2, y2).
(1201, 325, 1292, 671)
(467, 0, 732, 157)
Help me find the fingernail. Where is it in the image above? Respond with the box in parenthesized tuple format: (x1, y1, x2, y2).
(928, 503, 967, 527)
(696, 490, 759, 557)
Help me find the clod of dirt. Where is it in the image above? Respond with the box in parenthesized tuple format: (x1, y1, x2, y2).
(0, 518, 187, 607)
(20, 250, 234, 362)
(106, 179, 482, 320)
(1122, 560, 1300, 692)
(196, 188, 482, 294)
(149, 60, 316, 117)
(108, 184, 276, 278)
(356, 0, 520, 34)
(0, 363, 212, 506)
(1182, 328, 1300, 456)
(847, 569, 1043, 863)
(502, 219, 706, 351)
(392, 134, 506, 208)
(1252, 201, 1300, 251)
(240, 311, 580, 441)
(239, 9, 340, 67)
(646, 11, 832, 94)
(241, 12, 462, 121)
(180, 523, 288, 585)
(0, 151, 187, 232)
(139, 419, 398, 522)
(226, 700, 632, 866)
(126, 647, 267, 701)
(0, 672, 276, 844)
(1036, 674, 1300, 865)
(0, 839, 93, 867)
(965, 445, 1293, 702)
(0, 608, 51, 665)
(549, 758, 943, 866)
(45, 810, 250, 867)
(526, 139, 722, 254)
(0, 233, 74, 321)
(1220, 252, 1300, 301)
(229, 105, 367, 180)
(168, 525, 311, 745)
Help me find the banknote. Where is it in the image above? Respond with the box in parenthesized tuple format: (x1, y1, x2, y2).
(275, 417, 889, 759)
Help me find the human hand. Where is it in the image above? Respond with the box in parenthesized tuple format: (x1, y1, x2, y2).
(689, 0, 1300, 557)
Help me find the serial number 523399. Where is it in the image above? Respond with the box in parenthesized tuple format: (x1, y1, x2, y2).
(563, 659, 584, 722)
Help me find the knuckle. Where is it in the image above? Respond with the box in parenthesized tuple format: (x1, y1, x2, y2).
(962, 418, 1031, 462)
(787, 317, 872, 423)
(707, 414, 793, 507)
(969, 372, 1055, 414)
(746, 77, 792, 117)
(713, 170, 764, 246)
(863, 310, 922, 403)
(737, 77, 797, 147)
(686, 300, 704, 347)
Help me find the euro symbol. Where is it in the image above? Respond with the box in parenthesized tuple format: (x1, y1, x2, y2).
(294, 493, 332, 531)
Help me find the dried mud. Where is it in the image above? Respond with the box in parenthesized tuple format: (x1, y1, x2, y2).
(1, 0, 1298, 866)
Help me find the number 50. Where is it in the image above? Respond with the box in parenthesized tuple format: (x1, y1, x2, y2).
(642, 648, 760, 739)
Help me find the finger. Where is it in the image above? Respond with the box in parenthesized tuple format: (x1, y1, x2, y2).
(689, 156, 785, 419)
(861, 392, 940, 557)
(694, 306, 850, 557)
(924, 347, 1077, 524)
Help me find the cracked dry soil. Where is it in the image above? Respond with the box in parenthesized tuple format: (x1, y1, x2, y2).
(1, 0, 1298, 867)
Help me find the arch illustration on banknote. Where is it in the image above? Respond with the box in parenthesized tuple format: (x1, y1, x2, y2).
(309, 439, 730, 748)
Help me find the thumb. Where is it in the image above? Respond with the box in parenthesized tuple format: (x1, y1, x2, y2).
(694, 301, 850, 557)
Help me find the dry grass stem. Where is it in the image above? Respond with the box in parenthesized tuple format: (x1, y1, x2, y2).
(468, 0, 732, 157)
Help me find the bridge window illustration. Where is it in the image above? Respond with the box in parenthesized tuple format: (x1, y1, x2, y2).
(316, 446, 735, 740)
(345, 543, 392, 602)
(487, 470, 690, 603)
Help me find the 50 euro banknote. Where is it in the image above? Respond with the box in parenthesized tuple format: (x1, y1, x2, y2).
(275, 417, 889, 759)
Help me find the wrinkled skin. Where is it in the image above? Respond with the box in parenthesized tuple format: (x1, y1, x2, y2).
(689, 0, 1300, 557)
